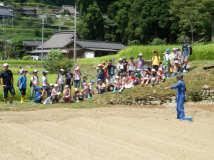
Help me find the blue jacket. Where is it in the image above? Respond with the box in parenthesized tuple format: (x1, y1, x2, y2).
(34, 91, 42, 102)
(171, 80, 186, 111)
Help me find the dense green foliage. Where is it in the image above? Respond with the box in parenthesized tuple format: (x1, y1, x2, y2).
(42, 49, 73, 73)
(22, 55, 31, 60)
(77, 43, 214, 64)
(76, 0, 214, 44)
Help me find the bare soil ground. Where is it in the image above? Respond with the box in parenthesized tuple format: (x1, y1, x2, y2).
(0, 104, 214, 160)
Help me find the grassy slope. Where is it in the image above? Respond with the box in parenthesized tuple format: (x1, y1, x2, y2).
(77, 43, 214, 64)
(0, 60, 41, 65)
(0, 61, 214, 110)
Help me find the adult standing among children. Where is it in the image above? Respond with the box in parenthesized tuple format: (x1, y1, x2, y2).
(30, 70, 40, 102)
(165, 74, 186, 119)
(181, 39, 191, 66)
(57, 69, 65, 93)
(0, 63, 16, 105)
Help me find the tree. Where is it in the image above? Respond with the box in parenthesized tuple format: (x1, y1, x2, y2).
(169, 0, 213, 45)
(60, 9, 71, 16)
(77, 1, 104, 40)
(5, 42, 16, 59)
(16, 40, 25, 58)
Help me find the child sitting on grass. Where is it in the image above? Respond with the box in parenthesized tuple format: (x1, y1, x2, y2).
(150, 69, 157, 86)
(123, 73, 134, 89)
(81, 83, 90, 99)
(87, 80, 95, 98)
(129, 72, 137, 86)
(19, 70, 27, 103)
(134, 69, 141, 85)
(73, 88, 82, 102)
(171, 60, 180, 77)
(182, 60, 191, 73)
(34, 86, 45, 104)
(106, 75, 114, 92)
(157, 68, 165, 82)
(141, 69, 150, 86)
(63, 85, 72, 103)
(95, 79, 106, 94)
(113, 75, 123, 93)
(51, 84, 61, 104)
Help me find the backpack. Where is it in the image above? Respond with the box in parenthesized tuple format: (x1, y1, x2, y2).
(30, 76, 39, 87)
(182, 44, 193, 55)
(17, 77, 21, 87)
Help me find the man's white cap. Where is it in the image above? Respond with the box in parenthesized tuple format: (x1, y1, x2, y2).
(65, 85, 69, 88)
(159, 68, 163, 71)
(59, 69, 64, 72)
(74, 88, 78, 92)
(115, 75, 119, 78)
(54, 84, 58, 87)
(174, 60, 179, 63)
(119, 58, 122, 61)
(50, 84, 54, 86)
(3, 63, 9, 67)
(152, 68, 156, 71)
(139, 53, 143, 56)
(33, 70, 38, 73)
(172, 48, 177, 51)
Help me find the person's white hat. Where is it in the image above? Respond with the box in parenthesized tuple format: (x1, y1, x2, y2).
(74, 88, 78, 92)
(59, 69, 64, 72)
(54, 84, 58, 87)
(50, 84, 54, 86)
(159, 67, 163, 71)
(176, 48, 180, 50)
(119, 58, 122, 61)
(65, 85, 69, 88)
(152, 68, 156, 71)
(172, 48, 177, 51)
(174, 60, 179, 63)
(33, 70, 38, 73)
(3, 63, 9, 67)
(98, 64, 102, 67)
(139, 53, 143, 56)
(115, 75, 119, 78)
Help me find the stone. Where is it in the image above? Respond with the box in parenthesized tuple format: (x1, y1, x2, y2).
(202, 85, 210, 90)
(166, 100, 170, 103)
(132, 99, 136, 104)
(138, 100, 141, 104)
(171, 96, 176, 100)
(141, 100, 146, 105)
(150, 101, 161, 105)
(171, 100, 176, 103)
(210, 89, 214, 93)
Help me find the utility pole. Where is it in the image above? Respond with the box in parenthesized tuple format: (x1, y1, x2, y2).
(74, 3, 77, 63)
(212, 14, 214, 42)
(4, 40, 6, 60)
(12, 6, 14, 28)
(46, 5, 47, 23)
(41, 13, 44, 61)
(3, 15, 4, 33)
(59, 17, 60, 31)
(37, 4, 39, 18)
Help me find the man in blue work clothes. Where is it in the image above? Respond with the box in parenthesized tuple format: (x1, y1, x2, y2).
(181, 39, 190, 66)
(165, 74, 186, 119)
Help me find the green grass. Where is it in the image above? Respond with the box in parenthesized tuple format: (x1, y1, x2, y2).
(77, 43, 214, 64)
(0, 60, 42, 65)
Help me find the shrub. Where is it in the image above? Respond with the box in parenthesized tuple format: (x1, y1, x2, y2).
(150, 38, 166, 45)
(22, 56, 31, 60)
(176, 35, 190, 44)
(34, 28, 41, 37)
(42, 49, 73, 73)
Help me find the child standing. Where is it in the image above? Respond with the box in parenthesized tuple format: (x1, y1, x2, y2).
(19, 70, 27, 103)
(81, 76, 88, 89)
(30, 70, 40, 102)
(42, 70, 50, 97)
(63, 85, 72, 103)
(65, 67, 73, 88)
(34, 86, 45, 104)
(162, 49, 171, 78)
(152, 51, 160, 71)
(94, 64, 105, 83)
(127, 56, 136, 75)
(117, 58, 124, 78)
(122, 57, 128, 73)
(57, 69, 65, 93)
(136, 53, 145, 70)
(176, 48, 182, 63)
(73, 66, 81, 88)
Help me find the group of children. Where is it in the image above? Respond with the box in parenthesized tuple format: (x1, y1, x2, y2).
(17, 48, 191, 104)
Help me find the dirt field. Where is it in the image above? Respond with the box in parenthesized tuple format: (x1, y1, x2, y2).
(0, 105, 214, 160)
